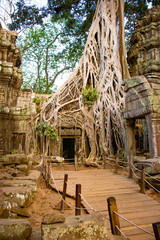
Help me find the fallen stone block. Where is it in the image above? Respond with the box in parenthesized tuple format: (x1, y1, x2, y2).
(16, 164, 29, 175)
(46, 156, 64, 163)
(1, 186, 36, 208)
(0, 219, 32, 240)
(11, 206, 30, 218)
(27, 156, 41, 165)
(41, 214, 126, 240)
(2, 154, 28, 166)
(42, 212, 65, 225)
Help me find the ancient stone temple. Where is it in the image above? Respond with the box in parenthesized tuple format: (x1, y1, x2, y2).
(0, 2, 160, 163)
(0, 27, 37, 156)
(125, 6, 160, 158)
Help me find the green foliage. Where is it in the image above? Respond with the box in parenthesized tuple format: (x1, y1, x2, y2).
(48, 0, 97, 57)
(10, 149, 18, 154)
(17, 19, 72, 94)
(34, 121, 59, 140)
(8, 0, 45, 31)
(82, 87, 99, 110)
(33, 97, 45, 106)
(8, 0, 159, 89)
(33, 97, 46, 113)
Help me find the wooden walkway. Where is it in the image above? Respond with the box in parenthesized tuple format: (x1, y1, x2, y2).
(50, 167, 160, 240)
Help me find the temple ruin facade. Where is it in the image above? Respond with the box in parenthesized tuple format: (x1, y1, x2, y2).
(0, 2, 160, 161)
(0, 27, 41, 156)
(125, 6, 160, 158)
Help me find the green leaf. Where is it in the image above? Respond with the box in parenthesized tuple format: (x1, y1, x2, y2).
(82, 87, 99, 110)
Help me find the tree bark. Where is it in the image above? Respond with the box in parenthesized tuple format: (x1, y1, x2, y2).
(119, 0, 130, 80)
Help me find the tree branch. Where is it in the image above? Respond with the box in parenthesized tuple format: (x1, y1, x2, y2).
(48, 66, 72, 88)
(22, 80, 34, 91)
(47, 32, 63, 48)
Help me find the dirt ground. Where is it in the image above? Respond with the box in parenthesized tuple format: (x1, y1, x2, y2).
(28, 168, 86, 240)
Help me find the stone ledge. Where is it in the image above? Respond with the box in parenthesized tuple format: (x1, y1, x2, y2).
(42, 214, 128, 240)
(0, 219, 31, 240)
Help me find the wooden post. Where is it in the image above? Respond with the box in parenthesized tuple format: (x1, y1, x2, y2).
(61, 174, 68, 212)
(75, 155, 78, 171)
(140, 165, 146, 194)
(129, 158, 133, 178)
(75, 184, 81, 216)
(47, 162, 50, 188)
(152, 222, 160, 240)
(107, 197, 121, 236)
(115, 156, 119, 173)
(103, 155, 106, 169)
(45, 159, 47, 182)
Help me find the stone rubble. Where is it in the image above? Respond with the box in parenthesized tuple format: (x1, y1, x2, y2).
(0, 154, 40, 239)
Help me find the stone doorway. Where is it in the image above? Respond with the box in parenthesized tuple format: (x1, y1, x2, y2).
(12, 133, 26, 153)
(62, 138, 75, 161)
(135, 119, 149, 156)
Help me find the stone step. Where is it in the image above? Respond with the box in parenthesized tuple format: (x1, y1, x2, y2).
(0, 179, 36, 188)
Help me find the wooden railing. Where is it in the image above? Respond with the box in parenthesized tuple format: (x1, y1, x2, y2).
(42, 157, 160, 239)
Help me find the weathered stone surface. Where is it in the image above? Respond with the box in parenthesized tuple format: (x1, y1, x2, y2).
(16, 170, 41, 183)
(11, 206, 30, 218)
(48, 156, 64, 163)
(0, 179, 34, 187)
(0, 170, 39, 217)
(128, 6, 160, 76)
(0, 173, 13, 180)
(147, 174, 160, 190)
(41, 214, 124, 240)
(55, 156, 64, 163)
(1, 186, 36, 208)
(134, 158, 160, 174)
(0, 209, 9, 218)
(42, 213, 65, 224)
(15, 164, 29, 175)
(2, 154, 28, 165)
(27, 156, 41, 165)
(0, 219, 31, 240)
(125, 6, 160, 159)
(0, 189, 9, 218)
(60, 128, 81, 136)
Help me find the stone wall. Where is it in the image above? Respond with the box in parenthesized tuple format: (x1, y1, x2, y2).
(127, 6, 160, 77)
(125, 6, 160, 158)
(0, 27, 37, 156)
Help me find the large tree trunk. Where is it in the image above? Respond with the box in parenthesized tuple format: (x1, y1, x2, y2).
(119, 0, 130, 79)
(42, 0, 127, 162)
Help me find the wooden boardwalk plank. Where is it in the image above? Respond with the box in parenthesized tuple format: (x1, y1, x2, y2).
(50, 167, 160, 240)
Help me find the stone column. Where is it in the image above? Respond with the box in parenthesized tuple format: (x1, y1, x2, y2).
(125, 119, 136, 159)
(146, 114, 160, 158)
